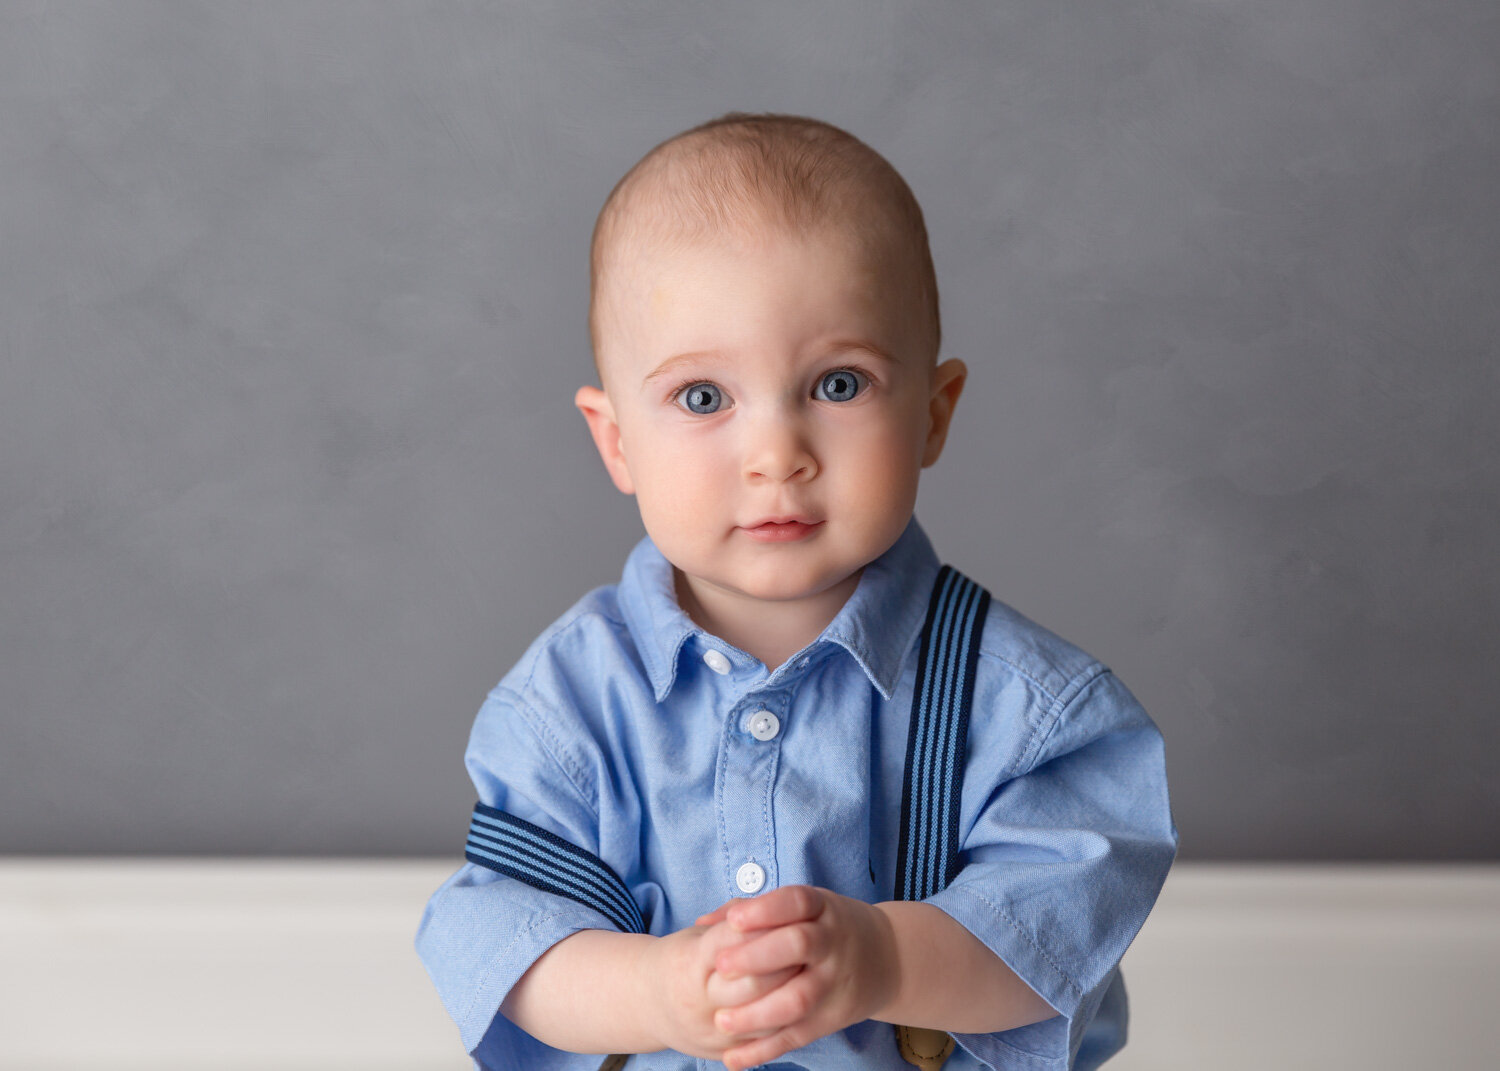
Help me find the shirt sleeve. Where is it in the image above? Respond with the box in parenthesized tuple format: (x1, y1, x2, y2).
(414, 684, 630, 1068)
(924, 664, 1177, 1070)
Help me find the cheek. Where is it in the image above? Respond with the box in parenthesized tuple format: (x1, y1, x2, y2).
(632, 432, 729, 514)
(824, 417, 924, 511)
(831, 409, 926, 473)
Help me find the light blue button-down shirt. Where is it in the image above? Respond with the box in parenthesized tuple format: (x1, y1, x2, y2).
(416, 516, 1176, 1070)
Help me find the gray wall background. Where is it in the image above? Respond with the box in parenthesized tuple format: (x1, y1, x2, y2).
(3, 1, 1496, 860)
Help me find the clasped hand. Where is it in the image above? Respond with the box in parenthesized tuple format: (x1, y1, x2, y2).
(642, 885, 900, 1071)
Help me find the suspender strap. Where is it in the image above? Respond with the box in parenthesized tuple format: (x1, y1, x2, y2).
(465, 801, 646, 935)
(894, 565, 991, 902)
(893, 565, 990, 1070)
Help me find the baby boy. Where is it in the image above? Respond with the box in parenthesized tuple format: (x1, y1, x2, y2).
(417, 113, 1176, 1071)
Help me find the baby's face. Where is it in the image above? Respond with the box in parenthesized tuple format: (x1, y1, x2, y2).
(578, 224, 961, 609)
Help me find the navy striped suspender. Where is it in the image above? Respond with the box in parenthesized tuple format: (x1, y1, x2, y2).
(894, 565, 991, 903)
(892, 565, 989, 1070)
(464, 802, 645, 934)
(460, 564, 988, 947)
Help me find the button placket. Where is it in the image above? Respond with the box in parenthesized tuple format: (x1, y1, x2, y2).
(718, 690, 785, 900)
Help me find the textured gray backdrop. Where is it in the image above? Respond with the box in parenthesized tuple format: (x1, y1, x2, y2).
(3, 1, 1496, 860)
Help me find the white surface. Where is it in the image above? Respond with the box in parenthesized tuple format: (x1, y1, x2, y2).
(2, 860, 1496, 1069)
(1109, 864, 1500, 1070)
(0, 859, 466, 1070)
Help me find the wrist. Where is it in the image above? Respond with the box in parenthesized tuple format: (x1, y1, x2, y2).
(867, 900, 905, 1021)
(631, 933, 672, 1051)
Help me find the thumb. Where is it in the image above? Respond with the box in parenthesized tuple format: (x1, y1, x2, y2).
(695, 901, 736, 927)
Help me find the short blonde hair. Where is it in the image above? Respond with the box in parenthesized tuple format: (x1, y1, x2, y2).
(588, 112, 941, 373)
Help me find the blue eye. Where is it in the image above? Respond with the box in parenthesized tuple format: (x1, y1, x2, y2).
(677, 382, 725, 414)
(813, 368, 866, 403)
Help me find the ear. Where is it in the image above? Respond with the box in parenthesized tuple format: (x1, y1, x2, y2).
(921, 358, 967, 468)
(575, 385, 636, 495)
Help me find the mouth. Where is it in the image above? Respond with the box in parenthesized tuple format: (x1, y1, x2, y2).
(742, 517, 824, 543)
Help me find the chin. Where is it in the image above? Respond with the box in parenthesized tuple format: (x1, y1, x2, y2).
(732, 560, 855, 603)
(739, 581, 821, 603)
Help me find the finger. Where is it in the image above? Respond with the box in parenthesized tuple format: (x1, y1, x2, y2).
(713, 970, 819, 1038)
(720, 1026, 779, 1052)
(722, 1022, 817, 1071)
(726, 884, 824, 933)
(705, 964, 798, 1011)
(715, 921, 824, 979)
(697, 918, 754, 962)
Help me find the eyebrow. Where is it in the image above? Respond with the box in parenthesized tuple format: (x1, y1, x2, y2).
(643, 350, 719, 385)
(642, 339, 899, 386)
(826, 338, 900, 365)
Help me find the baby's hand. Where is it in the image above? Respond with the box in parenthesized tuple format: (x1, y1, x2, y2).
(638, 919, 796, 1061)
(698, 885, 902, 1071)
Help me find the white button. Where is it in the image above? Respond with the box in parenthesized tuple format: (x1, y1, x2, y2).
(703, 649, 731, 675)
(736, 861, 766, 894)
(746, 709, 780, 741)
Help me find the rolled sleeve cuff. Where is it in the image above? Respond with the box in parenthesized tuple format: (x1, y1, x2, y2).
(453, 906, 608, 1053)
(416, 864, 626, 1058)
(925, 883, 1110, 1069)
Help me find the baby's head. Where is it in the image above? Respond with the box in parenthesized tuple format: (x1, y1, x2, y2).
(588, 113, 941, 380)
(576, 113, 966, 618)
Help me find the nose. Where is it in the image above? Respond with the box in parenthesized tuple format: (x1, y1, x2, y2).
(743, 414, 818, 484)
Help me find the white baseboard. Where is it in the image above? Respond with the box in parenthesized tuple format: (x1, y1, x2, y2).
(1108, 864, 1500, 1070)
(1, 859, 467, 1071)
(2, 860, 1496, 1069)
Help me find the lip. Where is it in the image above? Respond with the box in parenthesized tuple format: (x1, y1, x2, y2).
(742, 517, 823, 543)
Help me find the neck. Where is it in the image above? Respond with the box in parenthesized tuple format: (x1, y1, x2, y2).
(674, 568, 863, 671)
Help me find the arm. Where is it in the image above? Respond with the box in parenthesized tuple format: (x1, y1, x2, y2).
(871, 899, 1055, 1033)
(499, 929, 660, 1054)
(500, 922, 799, 1060)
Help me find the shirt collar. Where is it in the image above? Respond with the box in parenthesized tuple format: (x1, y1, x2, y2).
(617, 515, 942, 703)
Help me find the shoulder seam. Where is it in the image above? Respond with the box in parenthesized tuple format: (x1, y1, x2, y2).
(524, 598, 629, 663)
(503, 602, 635, 820)
(491, 682, 601, 824)
(513, 598, 631, 708)
(1016, 662, 1111, 776)
(977, 648, 1059, 704)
